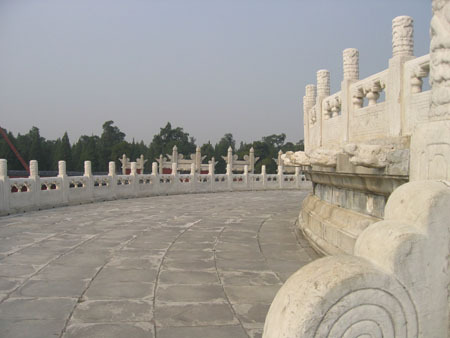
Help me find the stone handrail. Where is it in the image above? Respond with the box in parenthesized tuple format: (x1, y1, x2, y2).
(349, 69, 388, 109)
(264, 180, 450, 337)
(0, 159, 310, 216)
(265, 4, 450, 337)
(304, 15, 430, 152)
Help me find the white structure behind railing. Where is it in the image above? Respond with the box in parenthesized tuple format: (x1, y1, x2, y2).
(0, 159, 309, 216)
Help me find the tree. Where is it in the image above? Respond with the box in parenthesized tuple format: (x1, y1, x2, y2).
(98, 121, 126, 171)
(281, 139, 304, 152)
(71, 135, 100, 172)
(214, 133, 236, 174)
(54, 132, 72, 169)
(28, 127, 43, 162)
(200, 142, 215, 163)
(262, 133, 286, 150)
(148, 122, 196, 161)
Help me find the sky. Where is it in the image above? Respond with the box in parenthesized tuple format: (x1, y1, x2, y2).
(0, 0, 432, 146)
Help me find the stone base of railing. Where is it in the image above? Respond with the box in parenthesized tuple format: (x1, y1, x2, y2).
(299, 194, 379, 255)
(300, 166, 408, 255)
(264, 180, 450, 338)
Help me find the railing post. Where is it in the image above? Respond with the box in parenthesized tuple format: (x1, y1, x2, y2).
(172, 162, 178, 192)
(388, 15, 415, 137)
(171, 162, 177, 176)
(121, 154, 128, 175)
(226, 163, 232, 191)
(303, 84, 316, 152)
(190, 163, 196, 193)
(208, 162, 215, 192)
(151, 161, 160, 195)
(195, 146, 201, 173)
(295, 166, 301, 189)
(261, 165, 267, 190)
(317, 69, 330, 147)
(227, 146, 233, 170)
(159, 155, 164, 175)
(277, 165, 284, 189)
(29, 160, 40, 209)
(151, 162, 158, 176)
(249, 147, 255, 173)
(244, 165, 249, 190)
(108, 161, 117, 199)
(0, 159, 10, 214)
(83, 160, 94, 202)
(130, 162, 138, 196)
(58, 160, 69, 204)
(342, 48, 359, 142)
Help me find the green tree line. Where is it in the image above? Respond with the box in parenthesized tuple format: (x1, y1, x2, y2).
(0, 121, 304, 174)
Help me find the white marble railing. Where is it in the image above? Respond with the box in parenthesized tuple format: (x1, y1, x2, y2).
(0, 159, 310, 215)
(265, 9, 450, 338)
(304, 15, 431, 151)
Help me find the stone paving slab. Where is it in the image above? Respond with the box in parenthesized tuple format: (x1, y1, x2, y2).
(0, 190, 318, 337)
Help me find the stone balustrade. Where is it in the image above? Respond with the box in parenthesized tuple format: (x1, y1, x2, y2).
(0, 159, 310, 216)
(287, 14, 433, 257)
(304, 17, 429, 151)
(264, 2, 450, 337)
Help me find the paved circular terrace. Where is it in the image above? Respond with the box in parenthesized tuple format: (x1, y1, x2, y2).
(0, 190, 318, 338)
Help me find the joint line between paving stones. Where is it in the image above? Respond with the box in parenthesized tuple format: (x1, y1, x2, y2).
(152, 219, 202, 338)
(213, 227, 252, 338)
(59, 230, 143, 338)
(256, 217, 284, 284)
(0, 232, 63, 260)
(0, 231, 106, 305)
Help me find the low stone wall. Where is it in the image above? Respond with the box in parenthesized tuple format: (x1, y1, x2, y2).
(0, 159, 311, 216)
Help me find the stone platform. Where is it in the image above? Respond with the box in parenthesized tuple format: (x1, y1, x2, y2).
(0, 190, 317, 338)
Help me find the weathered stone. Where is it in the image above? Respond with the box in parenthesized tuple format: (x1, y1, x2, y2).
(0, 191, 315, 337)
(64, 322, 154, 338)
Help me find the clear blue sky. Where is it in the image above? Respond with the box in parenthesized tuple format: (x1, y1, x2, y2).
(0, 0, 431, 146)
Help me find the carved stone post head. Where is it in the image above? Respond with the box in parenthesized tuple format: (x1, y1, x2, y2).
(29, 160, 38, 178)
(261, 164, 266, 175)
(392, 16, 414, 57)
(190, 163, 195, 175)
(317, 70, 330, 97)
(58, 161, 67, 177)
(0, 159, 7, 178)
(343, 48, 359, 80)
(108, 161, 116, 176)
(83, 161, 92, 177)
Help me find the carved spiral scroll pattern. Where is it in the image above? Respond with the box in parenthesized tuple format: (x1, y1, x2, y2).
(430, 0, 450, 118)
(315, 288, 416, 338)
(263, 256, 418, 338)
(392, 16, 414, 57)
